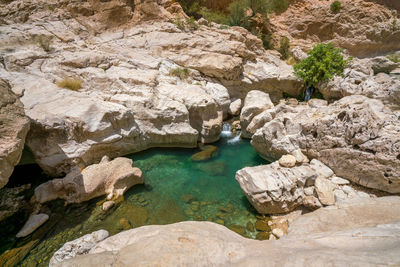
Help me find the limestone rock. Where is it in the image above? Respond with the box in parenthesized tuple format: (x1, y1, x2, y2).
(0, 79, 30, 189)
(368, 56, 399, 74)
(240, 90, 274, 138)
(270, 0, 400, 57)
(287, 196, 400, 237)
(50, 230, 109, 266)
(251, 95, 400, 193)
(291, 149, 309, 164)
(278, 155, 296, 168)
(0, 1, 301, 175)
(16, 213, 49, 238)
(56, 219, 400, 266)
(235, 162, 316, 214)
(228, 99, 242, 116)
(314, 177, 335, 206)
(319, 59, 400, 110)
(0, 184, 30, 222)
(33, 157, 143, 204)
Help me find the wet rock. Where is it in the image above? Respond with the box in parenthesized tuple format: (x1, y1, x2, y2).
(119, 218, 132, 230)
(102, 201, 114, 211)
(255, 231, 270, 240)
(33, 157, 143, 204)
(278, 155, 296, 168)
(194, 161, 227, 176)
(228, 225, 246, 235)
(16, 213, 49, 238)
(0, 184, 30, 221)
(255, 220, 271, 232)
(215, 219, 225, 225)
(181, 194, 197, 203)
(246, 222, 255, 232)
(190, 146, 218, 161)
(49, 230, 109, 266)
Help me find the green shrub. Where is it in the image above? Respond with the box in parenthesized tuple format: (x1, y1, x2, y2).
(187, 16, 199, 30)
(386, 53, 400, 63)
(294, 43, 350, 87)
(330, 1, 341, 13)
(169, 67, 190, 80)
(56, 78, 82, 91)
(267, 0, 290, 14)
(199, 7, 230, 25)
(173, 17, 185, 31)
(278, 36, 290, 60)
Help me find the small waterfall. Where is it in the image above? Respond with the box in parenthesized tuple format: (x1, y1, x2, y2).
(304, 85, 315, 101)
(227, 134, 241, 145)
(220, 123, 233, 138)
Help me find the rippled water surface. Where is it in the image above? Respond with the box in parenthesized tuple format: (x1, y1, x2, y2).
(1, 128, 267, 266)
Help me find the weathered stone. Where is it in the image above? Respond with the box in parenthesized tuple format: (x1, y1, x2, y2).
(330, 176, 350, 185)
(278, 155, 296, 168)
(33, 157, 143, 204)
(50, 230, 109, 266)
(314, 178, 335, 206)
(291, 149, 309, 164)
(0, 184, 30, 221)
(190, 146, 218, 161)
(102, 201, 115, 211)
(272, 228, 284, 239)
(228, 99, 242, 116)
(240, 90, 274, 138)
(57, 218, 400, 266)
(251, 95, 400, 193)
(16, 214, 49, 238)
(0, 79, 30, 189)
(255, 220, 270, 232)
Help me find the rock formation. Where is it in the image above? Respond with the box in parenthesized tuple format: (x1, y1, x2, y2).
(270, 0, 400, 57)
(0, 0, 301, 176)
(33, 156, 143, 204)
(52, 196, 400, 266)
(249, 95, 400, 193)
(0, 79, 30, 189)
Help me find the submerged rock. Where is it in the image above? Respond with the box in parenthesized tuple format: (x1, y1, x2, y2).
(33, 156, 143, 204)
(16, 213, 49, 238)
(190, 146, 218, 161)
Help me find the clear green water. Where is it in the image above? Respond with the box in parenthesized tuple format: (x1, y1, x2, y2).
(2, 131, 267, 266)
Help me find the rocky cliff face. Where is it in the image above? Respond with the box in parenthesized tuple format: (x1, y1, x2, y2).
(0, 79, 30, 189)
(270, 0, 400, 57)
(0, 0, 301, 175)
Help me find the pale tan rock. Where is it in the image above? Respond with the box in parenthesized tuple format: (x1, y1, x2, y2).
(291, 149, 309, 164)
(102, 201, 115, 211)
(278, 155, 296, 168)
(251, 95, 400, 193)
(0, 79, 30, 189)
(16, 213, 49, 238)
(314, 177, 336, 206)
(33, 157, 143, 204)
(228, 99, 242, 116)
(270, 0, 400, 57)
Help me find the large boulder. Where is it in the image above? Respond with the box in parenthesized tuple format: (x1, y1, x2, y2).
(319, 58, 400, 110)
(33, 156, 143, 204)
(54, 207, 400, 266)
(269, 0, 400, 57)
(240, 90, 274, 138)
(250, 95, 400, 193)
(0, 79, 30, 189)
(0, 1, 301, 175)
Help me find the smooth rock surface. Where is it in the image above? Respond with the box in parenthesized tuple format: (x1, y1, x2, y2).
(278, 154, 296, 168)
(56, 218, 400, 266)
(16, 213, 49, 238)
(33, 156, 143, 204)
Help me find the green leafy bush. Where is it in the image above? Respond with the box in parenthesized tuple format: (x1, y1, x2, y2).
(173, 17, 185, 31)
(187, 16, 199, 30)
(278, 36, 290, 60)
(386, 53, 400, 63)
(330, 1, 342, 13)
(294, 43, 350, 87)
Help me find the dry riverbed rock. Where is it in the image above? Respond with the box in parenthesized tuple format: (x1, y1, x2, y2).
(33, 156, 143, 204)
